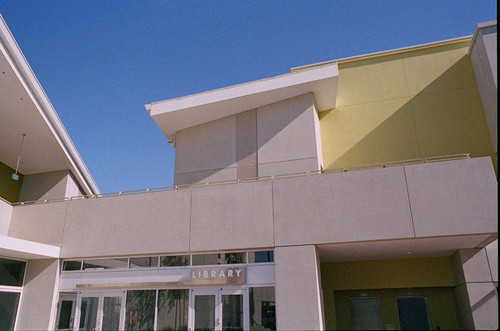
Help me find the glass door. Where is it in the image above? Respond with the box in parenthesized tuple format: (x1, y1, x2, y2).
(190, 289, 248, 331)
(74, 291, 126, 331)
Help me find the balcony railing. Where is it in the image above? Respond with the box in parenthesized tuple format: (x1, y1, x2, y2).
(8, 153, 471, 207)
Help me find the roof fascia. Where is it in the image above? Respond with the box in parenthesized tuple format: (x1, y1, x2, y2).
(291, 35, 473, 71)
(468, 20, 497, 56)
(0, 15, 99, 195)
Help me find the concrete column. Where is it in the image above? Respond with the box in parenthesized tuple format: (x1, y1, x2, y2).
(451, 248, 498, 330)
(275, 245, 324, 330)
(16, 259, 60, 330)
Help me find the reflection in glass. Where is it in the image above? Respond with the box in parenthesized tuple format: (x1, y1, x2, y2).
(249, 287, 276, 330)
(0, 258, 26, 286)
(129, 257, 158, 268)
(161, 255, 190, 267)
(222, 294, 243, 331)
(192, 253, 245, 266)
(56, 293, 77, 330)
(158, 289, 189, 330)
(102, 297, 122, 330)
(83, 258, 128, 270)
(248, 251, 274, 263)
(396, 297, 431, 330)
(125, 290, 155, 330)
(79, 297, 98, 330)
(0, 292, 20, 330)
(194, 295, 215, 331)
(62, 261, 82, 271)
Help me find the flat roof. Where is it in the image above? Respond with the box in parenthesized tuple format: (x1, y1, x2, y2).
(0, 15, 99, 195)
(147, 63, 338, 139)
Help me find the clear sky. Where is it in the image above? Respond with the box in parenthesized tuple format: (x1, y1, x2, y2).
(0, 1, 496, 193)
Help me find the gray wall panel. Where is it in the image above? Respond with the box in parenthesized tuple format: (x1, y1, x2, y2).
(405, 157, 498, 237)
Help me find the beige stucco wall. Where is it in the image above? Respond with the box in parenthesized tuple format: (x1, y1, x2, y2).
(19, 169, 78, 202)
(0, 197, 12, 235)
(470, 23, 497, 152)
(8, 157, 497, 259)
(405, 157, 498, 237)
(256, 93, 321, 175)
(451, 248, 499, 330)
(15, 259, 59, 330)
(275, 245, 324, 330)
(173, 93, 322, 185)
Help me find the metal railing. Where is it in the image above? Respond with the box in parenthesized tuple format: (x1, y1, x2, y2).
(9, 153, 471, 207)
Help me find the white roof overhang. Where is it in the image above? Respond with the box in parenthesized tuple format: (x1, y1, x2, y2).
(0, 234, 60, 259)
(147, 63, 338, 139)
(0, 15, 99, 195)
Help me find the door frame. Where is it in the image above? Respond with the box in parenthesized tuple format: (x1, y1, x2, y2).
(73, 291, 126, 331)
(189, 287, 248, 331)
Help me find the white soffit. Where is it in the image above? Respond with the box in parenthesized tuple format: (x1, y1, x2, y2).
(0, 15, 99, 195)
(318, 234, 491, 262)
(0, 234, 60, 259)
(147, 63, 338, 138)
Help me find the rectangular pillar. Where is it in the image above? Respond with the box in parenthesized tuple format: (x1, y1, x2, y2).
(15, 259, 59, 330)
(451, 248, 498, 330)
(275, 245, 324, 330)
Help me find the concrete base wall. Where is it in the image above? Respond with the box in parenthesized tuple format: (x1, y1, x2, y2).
(451, 248, 499, 330)
(16, 259, 59, 330)
(275, 245, 324, 330)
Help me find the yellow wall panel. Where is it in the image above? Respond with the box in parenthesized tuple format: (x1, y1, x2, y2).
(321, 257, 455, 291)
(336, 54, 409, 107)
(411, 88, 494, 158)
(402, 43, 476, 96)
(333, 288, 458, 330)
(319, 40, 495, 169)
(320, 97, 420, 170)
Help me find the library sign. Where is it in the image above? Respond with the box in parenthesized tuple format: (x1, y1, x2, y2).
(190, 266, 246, 285)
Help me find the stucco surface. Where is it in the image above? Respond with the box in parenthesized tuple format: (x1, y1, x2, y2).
(405, 157, 498, 237)
(471, 28, 497, 152)
(275, 245, 323, 330)
(174, 115, 236, 174)
(174, 167, 237, 186)
(485, 240, 498, 282)
(466, 282, 499, 330)
(15, 259, 59, 330)
(19, 170, 70, 202)
(0, 198, 12, 235)
(258, 157, 318, 177)
(190, 180, 273, 251)
(61, 189, 191, 258)
(257, 93, 318, 164)
(273, 166, 414, 246)
(9, 202, 67, 245)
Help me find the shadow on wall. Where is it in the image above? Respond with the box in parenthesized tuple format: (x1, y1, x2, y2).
(174, 93, 314, 185)
(321, 54, 495, 171)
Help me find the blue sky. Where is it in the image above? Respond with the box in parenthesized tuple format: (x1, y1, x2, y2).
(0, 1, 496, 193)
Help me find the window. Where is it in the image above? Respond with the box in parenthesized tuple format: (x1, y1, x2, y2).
(0, 258, 25, 330)
(349, 297, 383, 330)
(161, 255, 190, 267)
(396, 296, 431, 330)
(129, 257, 159, 268)
(125, 290, 156, 330)
(249, 287, 276, 330)
(192, 252, 246, 266)
(83, 258, 128, 270)
(248, 251, 274, 263)
(0, 258, 26, 286)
